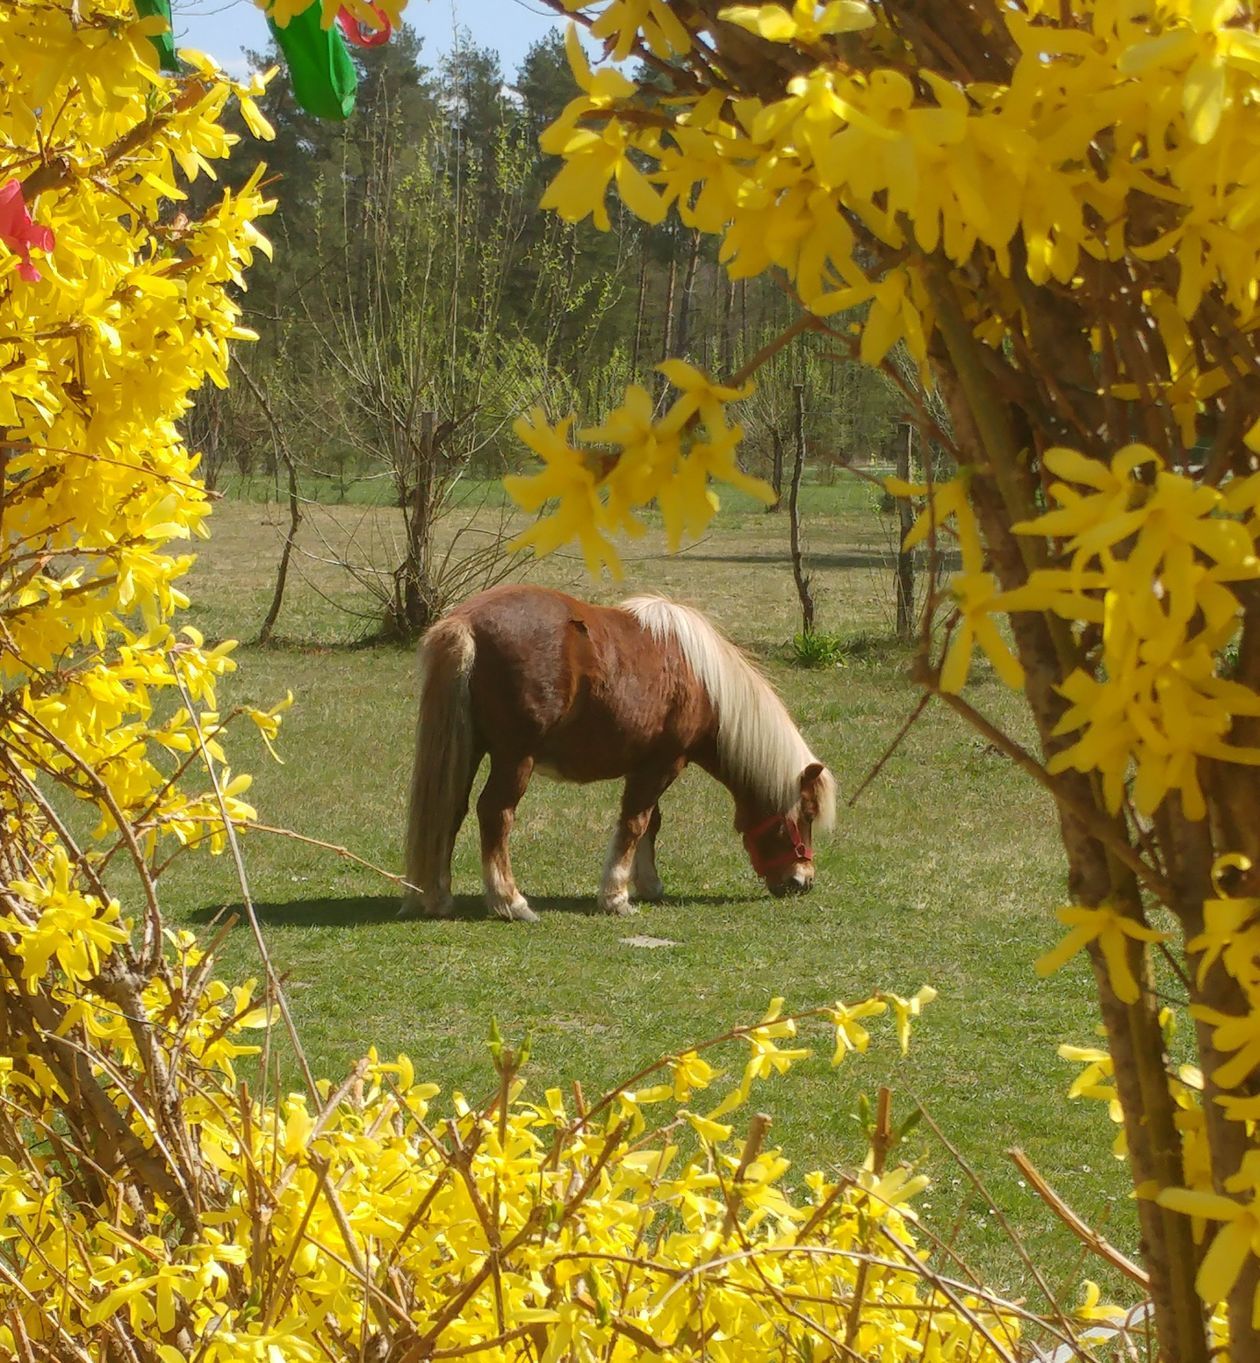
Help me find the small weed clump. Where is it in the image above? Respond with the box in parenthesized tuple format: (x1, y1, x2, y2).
(791, 628, 850, 668)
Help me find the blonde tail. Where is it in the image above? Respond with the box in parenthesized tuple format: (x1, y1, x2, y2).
(399, 617, 477, 918)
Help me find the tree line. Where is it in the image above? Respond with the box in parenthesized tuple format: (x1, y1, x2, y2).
(192, 26, 904, 631)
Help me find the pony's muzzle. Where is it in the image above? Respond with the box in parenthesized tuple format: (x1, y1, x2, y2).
(768, 868, 813, 898)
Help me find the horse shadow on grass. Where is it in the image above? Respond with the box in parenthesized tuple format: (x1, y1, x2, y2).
(190, 891, 747, 929)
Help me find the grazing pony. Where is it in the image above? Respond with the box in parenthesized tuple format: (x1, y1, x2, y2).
(399, 584, 835, 922)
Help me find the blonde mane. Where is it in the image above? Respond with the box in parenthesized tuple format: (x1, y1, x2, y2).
(621, 596, 835, 829)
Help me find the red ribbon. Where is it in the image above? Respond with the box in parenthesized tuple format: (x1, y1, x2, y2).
(0, 181, 54, 283)
(336, 4, 392, 47)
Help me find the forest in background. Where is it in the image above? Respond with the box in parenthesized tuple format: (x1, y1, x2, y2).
(193, 28, 907, 514)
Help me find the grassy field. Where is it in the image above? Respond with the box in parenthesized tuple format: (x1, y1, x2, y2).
(163, 478, 1133, 1306)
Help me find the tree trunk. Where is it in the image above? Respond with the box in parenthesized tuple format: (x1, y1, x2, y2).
(231, 357, 303, 647)
(655, 236, 678, 407)
(739, 278, 748, 371)
(768, 429, 784, 512)
(674, 229, 702, 362)
(259, 441, 302, 648)
(929, 340, 1211, 1363)
(895, 423, 915, 642)
(789, 383, 815, 634)
(400, 410, 438, 637)
(631, 249, 647, 377)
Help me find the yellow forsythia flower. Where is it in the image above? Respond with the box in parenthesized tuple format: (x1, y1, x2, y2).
(1035, 903, 1168, 1004)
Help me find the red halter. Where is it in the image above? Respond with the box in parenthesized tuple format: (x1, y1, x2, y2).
(742, 813, 811, 879)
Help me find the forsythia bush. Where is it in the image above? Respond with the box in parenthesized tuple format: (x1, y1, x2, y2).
(0, 4, 1087, 1362)
(503, 1, 1260, 1359)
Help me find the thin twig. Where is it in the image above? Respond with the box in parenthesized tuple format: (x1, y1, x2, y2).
(847, 692, 931, 807)
(169, 662, 320, 1102)
(244, 821, 417, 890)
(719, 1112, 771, 1238)
(1008, 1148, 1150, 1288)
(728, 312, 821, 389)
(911, 1099, 1093, 1359)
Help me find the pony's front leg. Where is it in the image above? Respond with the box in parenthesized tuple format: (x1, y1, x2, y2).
(599, 763, 682, 916)
(631, 804, 665, 903)
(478, 753, 538, 923)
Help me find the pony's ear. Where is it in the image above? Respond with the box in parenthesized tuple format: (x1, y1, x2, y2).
(799, 762, 825, 815)
(799, 762, 836, 831)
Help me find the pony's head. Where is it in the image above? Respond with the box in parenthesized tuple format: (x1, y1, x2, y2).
(620, 596, 836, 898)
(739, 761, 836, 897)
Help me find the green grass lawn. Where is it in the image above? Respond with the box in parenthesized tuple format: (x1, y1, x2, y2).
(214, 470, 514, 508)
(162, 481, 1133, 1309)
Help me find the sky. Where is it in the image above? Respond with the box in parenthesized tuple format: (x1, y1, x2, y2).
(174, 0, 569, 79)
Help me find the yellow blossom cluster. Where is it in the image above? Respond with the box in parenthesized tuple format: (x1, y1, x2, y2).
(1036, 901, 1169, 1005)
(1059, 873, 1260, 1329)
(537, 2, 1260, 373)
(0, 0, 300, 1350)
(893, 444, 1260, 821)
(3, 988, 1036, 1362)
(0, 7, 1111, 1360)
(515, 0, 1260, 601)
(0, 0, 285, 919)
(506, 360, 772, 575)
(559, 0, 692, 64)
(1059, 1005, 1211, 1179)
(522, 6, 1260, 1352)
(885, 472, 1024, 694)
(1010, 445, 1260, 820)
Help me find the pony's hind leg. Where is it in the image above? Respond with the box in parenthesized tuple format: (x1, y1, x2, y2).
(600, 761, 683, 916)
(631, 804, 665, 903)
(478, 753, 538, 923)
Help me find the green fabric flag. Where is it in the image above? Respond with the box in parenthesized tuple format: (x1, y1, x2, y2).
(268, 1, 357, 121)
(133, 0, 179, 73)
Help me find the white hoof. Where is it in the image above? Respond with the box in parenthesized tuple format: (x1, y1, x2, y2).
(598, 890, 638, 917)
(489, 893, 538, 923)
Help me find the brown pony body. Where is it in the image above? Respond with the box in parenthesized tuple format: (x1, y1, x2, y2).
(400, 584, 835, 922)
